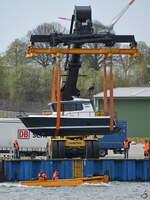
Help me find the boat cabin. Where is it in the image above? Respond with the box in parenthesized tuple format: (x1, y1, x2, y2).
(43, 98, 95, 117)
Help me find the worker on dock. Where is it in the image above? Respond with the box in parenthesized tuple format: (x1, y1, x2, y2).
(123, 139, 129, 159)
(144, 140, 149, 159)
(13, 140, 19, 159)
(38, 171, 47, 181)
(53, 169, 59, 180)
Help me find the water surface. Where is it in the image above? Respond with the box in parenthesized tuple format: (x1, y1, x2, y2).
(0, 182, 149, 200)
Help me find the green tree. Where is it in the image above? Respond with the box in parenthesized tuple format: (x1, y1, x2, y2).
(8, 65, 42, 102)
(127, 42, 150, 86)
(4, 39, 29, 67)
(0, 66, 7, 98)
(76, 65, 103, 98)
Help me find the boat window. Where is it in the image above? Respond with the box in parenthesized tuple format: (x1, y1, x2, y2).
(52, 103, 83, 111)
(76, 104, 83, 111)
(63, 104, 74, 111)
(52, 104, 57, 112)
(49, 105, 53, 112)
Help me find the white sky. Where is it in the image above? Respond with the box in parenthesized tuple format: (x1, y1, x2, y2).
(0, 0, 150, 54)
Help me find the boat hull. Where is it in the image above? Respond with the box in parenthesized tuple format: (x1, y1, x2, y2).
(19, 116, 120, 136)
(19, 176, 109, 187)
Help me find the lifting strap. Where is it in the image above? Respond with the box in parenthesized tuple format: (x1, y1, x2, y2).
(55, 55, 61, 136)
(51, 57, 56, 102)
(109, 57, 114, 132)
(103, 58, 108, 115)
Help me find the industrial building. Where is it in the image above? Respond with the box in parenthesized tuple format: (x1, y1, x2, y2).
(94, 87, 150, 137)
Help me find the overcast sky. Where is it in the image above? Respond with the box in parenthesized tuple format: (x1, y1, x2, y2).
(0, 0, 150, 54)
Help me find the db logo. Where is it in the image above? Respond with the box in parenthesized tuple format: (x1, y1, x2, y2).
(17, 129, 30, 139)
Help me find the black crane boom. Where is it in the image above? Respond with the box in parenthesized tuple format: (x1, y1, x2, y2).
(29, 6, 137, 100)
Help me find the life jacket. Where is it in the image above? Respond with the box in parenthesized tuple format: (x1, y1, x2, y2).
(53, 171, 59, 180)
(14, 141, 19, 151)
(144, 142, 149, 152)
(43, 173, 47, 180)
(123, 141, 129, 149)
(39, 175, 44, 181)
(38, 172, 47, 181)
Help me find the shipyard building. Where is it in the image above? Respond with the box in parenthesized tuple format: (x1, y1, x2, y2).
(94, 87, 150, 137)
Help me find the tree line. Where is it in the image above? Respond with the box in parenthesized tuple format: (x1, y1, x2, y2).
(0, 22, 150, 112)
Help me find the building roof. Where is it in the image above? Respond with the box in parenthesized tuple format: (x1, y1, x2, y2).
(94, 87, 150, 98)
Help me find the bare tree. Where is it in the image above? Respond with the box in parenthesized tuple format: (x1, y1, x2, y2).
(82, 20, 122, 70)
(27, 22, 67, 67)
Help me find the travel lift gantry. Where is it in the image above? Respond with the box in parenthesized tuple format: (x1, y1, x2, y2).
(26, 5, 138, 158)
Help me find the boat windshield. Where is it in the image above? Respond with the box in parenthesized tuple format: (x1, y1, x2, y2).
(51, 102, 83, 112)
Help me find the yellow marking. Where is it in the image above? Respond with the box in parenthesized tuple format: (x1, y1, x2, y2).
(33, 148, 38, 151)
(73, 160, 83, 178)
(97, 135, 104, 139)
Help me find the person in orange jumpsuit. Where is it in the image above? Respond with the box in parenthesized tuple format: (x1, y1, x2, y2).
(38, 171, 47, 181)
(52, 169, 59, 180)
(144, 140, 149, 159)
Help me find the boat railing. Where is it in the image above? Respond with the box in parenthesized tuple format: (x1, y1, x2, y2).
(95, 111, 118, 119)
(41, 110, 119, 118)
(42, 110, 112, 117)
(62, 111, 97, 117)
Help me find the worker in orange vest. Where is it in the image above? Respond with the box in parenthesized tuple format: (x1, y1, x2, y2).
(38, 171, 47, 181)
(13, 140, 19, 159)
(123, 139, 130, 159)
(144, 140, 149, 159)
(52, 169, 59, 180)
(149, 140, 150, 159)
